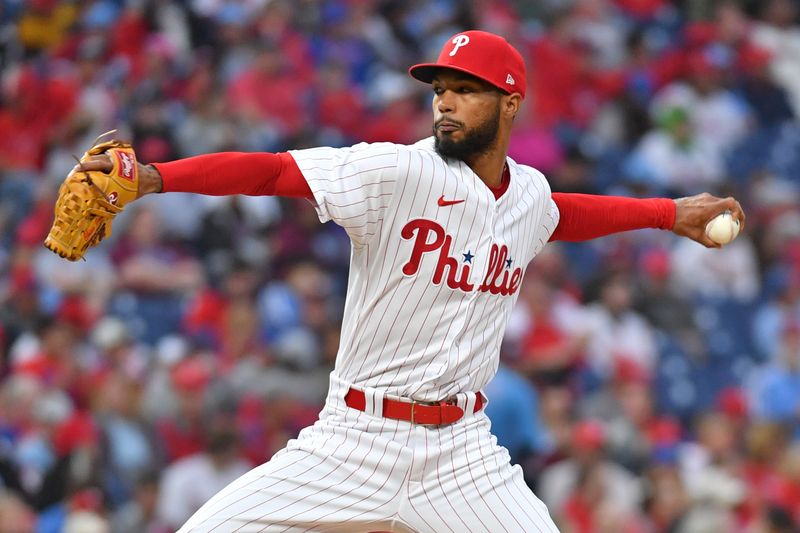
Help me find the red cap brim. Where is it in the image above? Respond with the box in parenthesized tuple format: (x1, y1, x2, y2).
(408, 63, 513, 94)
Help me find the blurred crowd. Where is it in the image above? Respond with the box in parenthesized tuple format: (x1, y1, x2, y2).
(0, 0, 799, 532)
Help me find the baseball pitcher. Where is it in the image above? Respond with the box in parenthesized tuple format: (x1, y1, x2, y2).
(46, 31, 744, 532)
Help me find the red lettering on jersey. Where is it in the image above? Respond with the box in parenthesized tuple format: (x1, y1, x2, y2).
(478, 243, 522, 296)
(480, 244, 499, 289)
(508, 268, 522, 293)
(401, 219, 445, 276)
(433, 235, 474, 291)
(401, 219, 474, 291)
(401, 219, 520, 295)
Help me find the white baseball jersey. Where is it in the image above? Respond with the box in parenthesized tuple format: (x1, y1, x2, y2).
(293, 137, 559, 401)
(179, 138, 561, 532)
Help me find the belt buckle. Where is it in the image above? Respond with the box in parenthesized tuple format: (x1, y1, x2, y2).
(410, 399, 444, 427)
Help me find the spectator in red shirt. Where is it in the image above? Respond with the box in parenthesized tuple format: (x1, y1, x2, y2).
(154, 358, 212, 462)
(514, 275, 586, 386)
(316, 60, 366, 141)
(0, 66, 77, 172)
(227, 41, 309, 139)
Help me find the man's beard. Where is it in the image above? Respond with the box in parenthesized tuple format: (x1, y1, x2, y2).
(433, 105, 501, 161)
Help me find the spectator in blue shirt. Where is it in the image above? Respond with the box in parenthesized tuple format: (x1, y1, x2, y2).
(750, 321, 800, 439)
(484, 364, 552, 466)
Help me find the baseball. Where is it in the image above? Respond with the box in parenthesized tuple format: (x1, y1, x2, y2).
(705, 211, 740, 245)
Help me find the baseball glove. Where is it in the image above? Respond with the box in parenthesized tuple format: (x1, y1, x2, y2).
(44, 133, 139, 261)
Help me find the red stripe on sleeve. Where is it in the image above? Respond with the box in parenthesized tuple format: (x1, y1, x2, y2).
(549, 193, 676, 242)
(152, 152, 313, 199)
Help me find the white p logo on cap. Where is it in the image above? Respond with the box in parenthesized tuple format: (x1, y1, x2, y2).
(449, 34, 470, 56)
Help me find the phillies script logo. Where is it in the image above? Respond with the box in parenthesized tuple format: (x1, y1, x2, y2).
(401, 219, 522, 295)
(115, 151, 136, 182)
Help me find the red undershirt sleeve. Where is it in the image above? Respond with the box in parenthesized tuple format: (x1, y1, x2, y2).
(150, 156, 675, 241)
(151, 152, 314, 199)
(549, 192, 676, 242)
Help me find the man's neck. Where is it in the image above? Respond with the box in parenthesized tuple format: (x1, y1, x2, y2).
(464, 149, 508, 188)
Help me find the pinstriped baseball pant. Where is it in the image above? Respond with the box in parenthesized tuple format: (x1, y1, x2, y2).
(178, 385, 559, 533)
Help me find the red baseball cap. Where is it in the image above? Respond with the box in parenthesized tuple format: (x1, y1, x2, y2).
(409, 30, 526, 99)
(171, 358, 211, 392)
(572, 420, 606, 450)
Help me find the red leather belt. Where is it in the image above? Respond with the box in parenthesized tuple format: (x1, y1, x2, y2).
(344, 388, 485, 426)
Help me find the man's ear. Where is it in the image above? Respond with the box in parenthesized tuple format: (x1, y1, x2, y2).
(503, 93, 522, 120)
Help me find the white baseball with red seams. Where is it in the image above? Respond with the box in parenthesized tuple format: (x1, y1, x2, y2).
(705, 211, 740, 245)
(178, 138, 561, 532)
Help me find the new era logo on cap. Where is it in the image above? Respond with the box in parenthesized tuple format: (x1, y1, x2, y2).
(408, 30, 527, 99)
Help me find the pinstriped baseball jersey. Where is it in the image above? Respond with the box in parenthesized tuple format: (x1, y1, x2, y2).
(178, 137, 563, 532)
(290, 137, 559, 402)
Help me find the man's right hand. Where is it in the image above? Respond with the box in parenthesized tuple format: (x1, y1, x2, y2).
(672, 193, 746, 248)
(74, 155, 163, 198)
